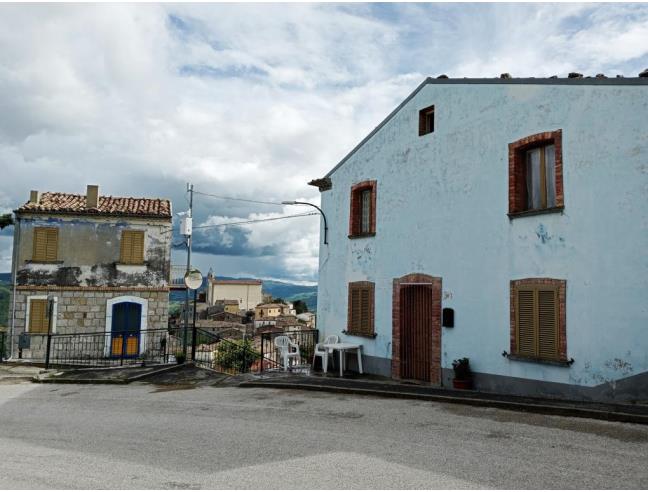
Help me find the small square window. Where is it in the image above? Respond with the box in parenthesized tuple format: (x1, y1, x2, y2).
(418, 105, 435, 136)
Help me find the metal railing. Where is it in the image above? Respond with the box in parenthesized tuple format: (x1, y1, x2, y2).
(1, 327, 317, 374)
(259, 329, 319, 372)
(5, 329, 185, 368)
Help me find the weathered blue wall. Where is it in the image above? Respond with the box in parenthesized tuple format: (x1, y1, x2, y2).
(15, 214, 171, 288)
(317, 82, 648, 399)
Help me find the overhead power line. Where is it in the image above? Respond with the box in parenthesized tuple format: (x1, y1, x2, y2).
(193, 190, 284, 206)
(192, 212, 318, 230)
(162, 212, 318, 234)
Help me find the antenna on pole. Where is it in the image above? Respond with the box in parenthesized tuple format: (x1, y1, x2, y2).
(182, 183, 194, 357)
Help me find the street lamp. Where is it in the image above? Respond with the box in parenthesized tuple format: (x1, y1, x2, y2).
(282, 201, 328, 245)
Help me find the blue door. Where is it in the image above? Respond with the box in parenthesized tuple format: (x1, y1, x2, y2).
(111, 302, 142, 358)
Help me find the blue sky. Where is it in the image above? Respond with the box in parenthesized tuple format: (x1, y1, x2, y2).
(1, 3, 647, 283)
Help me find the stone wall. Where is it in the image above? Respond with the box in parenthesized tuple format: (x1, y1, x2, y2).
(10, 288, 169, 358)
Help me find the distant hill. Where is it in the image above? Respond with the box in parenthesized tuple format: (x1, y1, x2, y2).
(0, 273, 10, 284)
(170, 276, 317, 310)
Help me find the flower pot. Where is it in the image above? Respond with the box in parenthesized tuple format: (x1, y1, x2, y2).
(452, 378, 473, 390)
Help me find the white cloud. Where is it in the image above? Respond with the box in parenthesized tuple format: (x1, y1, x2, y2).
(0, 3, 647, 281)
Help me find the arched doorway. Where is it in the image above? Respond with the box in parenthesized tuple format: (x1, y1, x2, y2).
(104, 296, 148, 358)
(392, 273, 442, 384)
(110, 302, 142, 358)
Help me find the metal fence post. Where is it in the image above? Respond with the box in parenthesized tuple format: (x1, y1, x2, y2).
(120, 331, 125, 366)
(45, 298, 54, 370)
(191, 289, 197, 361)
(259, 334, 264, 373)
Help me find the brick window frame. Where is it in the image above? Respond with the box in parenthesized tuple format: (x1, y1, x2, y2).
(510, 278, 567, 363)
(349, 180, 377, 238)
(392, 273, 442, 383)
(345, 281, 375, 338)
(508, 130, 564, 217)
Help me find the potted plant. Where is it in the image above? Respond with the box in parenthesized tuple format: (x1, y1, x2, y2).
(175, 351, 186, 365)
(452, 357, 473, 389)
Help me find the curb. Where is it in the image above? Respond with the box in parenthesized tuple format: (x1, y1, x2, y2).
(34, 363, 188, 385)
(240, 381, 648, 426)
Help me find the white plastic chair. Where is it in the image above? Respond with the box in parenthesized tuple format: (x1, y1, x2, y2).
(275, 335, 301, 371)
(312, 335, 339, 373)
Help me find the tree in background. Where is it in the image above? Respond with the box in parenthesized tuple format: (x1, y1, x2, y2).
(0, 214, 13, 230)
(214, 339, 260, 373)
(292, 299, 308, 314)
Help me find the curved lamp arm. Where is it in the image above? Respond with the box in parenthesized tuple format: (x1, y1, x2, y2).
(282, 201, 328, 245)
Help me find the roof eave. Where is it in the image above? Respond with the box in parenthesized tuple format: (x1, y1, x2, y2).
(318, 76, 648, 182)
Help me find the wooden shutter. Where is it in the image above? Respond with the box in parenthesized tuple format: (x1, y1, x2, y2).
(120, 231, 145, 264)
(515, 284, 560, 360)
(29, 299, 49, 334)
(348, 283, 374, 336)
(33, 227, 58, 262)
(516, 288, 536, 357)
(350, 287, 361, 333)
(538, 288, 559, 359)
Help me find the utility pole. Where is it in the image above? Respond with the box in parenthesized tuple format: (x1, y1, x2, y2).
(182, 183, 194, 356)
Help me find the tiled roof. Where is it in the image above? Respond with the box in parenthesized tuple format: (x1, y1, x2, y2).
(15, 192, 171, 219)
(210, 279, 263, 285)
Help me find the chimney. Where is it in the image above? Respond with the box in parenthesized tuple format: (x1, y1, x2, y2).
(86, 184, 99, 209)
(29, 190, 40, 204)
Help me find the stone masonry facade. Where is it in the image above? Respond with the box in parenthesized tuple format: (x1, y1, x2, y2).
(13, 288, 168, 335)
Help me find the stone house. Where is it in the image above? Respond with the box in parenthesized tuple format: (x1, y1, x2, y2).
(8, 185, 172, 360)
(254, 302, 296, 319)
(311, 74, 648, 402)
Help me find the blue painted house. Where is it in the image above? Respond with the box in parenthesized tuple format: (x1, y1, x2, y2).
(311, 74, 648, 401)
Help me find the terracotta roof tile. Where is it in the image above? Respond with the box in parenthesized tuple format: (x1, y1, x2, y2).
(210, 279, 263, 285)
(15, 192, 171, 219)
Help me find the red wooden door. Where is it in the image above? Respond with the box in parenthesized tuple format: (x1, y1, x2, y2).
(400, 285, 434, 381)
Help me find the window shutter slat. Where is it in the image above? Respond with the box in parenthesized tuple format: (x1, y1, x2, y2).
(120, 232, 131, 263)
(132, 231, 144, 264)
(538, 288, 558, 359)
(360, 288, 370, 334)
(350, 288, 360, 333)
(45, 229, 58, 262)
(33, 229, 47, 261)
(517, 289, 536, 356)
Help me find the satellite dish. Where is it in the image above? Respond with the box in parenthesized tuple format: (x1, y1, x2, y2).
(184, 269, 203, 290)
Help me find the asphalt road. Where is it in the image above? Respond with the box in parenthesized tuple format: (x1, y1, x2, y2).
(1, 382, 647, 489)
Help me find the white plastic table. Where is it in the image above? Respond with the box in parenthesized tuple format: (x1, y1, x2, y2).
(323, 342, 363, 377)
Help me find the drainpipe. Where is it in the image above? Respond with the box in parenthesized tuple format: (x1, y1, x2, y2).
(8, 216, 20, 360)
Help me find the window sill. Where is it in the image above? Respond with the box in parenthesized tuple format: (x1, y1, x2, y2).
(342, 330, 377, 339)
(115, 262, 147, 267)
(26, 260, 63, 265)
(348, 233, 376, 239)
(503, 351, 574, 367)
(508, 206, 564, 220)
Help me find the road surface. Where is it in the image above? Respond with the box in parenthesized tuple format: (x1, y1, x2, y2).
(0, 382, 647, 488)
